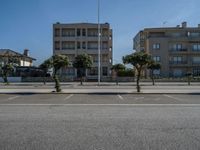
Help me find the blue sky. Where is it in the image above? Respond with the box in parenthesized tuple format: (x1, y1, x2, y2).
(0, 0, 200, 65)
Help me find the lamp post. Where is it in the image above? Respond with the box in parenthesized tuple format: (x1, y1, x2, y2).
(97, 0, 101, 85)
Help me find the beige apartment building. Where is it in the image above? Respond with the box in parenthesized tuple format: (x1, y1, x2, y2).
(134, 22, 200, 77)
(53, 22, 113, 80)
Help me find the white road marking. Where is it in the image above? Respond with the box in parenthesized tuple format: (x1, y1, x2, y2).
(163, 94, 182, 102)
(0, 104, 200, 107)
(64, 94, 74, 100)
(117, 95, 124, 100)
(8, 96, 19, 100)
(135, 97, 144, 100)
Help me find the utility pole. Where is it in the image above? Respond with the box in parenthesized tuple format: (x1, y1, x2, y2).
(98, 0, 101, 85)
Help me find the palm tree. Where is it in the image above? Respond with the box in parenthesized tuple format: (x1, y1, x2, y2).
(123, 51, 151, 92)
(147, 60, 161, 85)
(111, 63, 125, 85)
(0, 63, 14, 84)
(0, 57, 19, 85)
(52, 55, 69, 92)
(73, 54, 92, 85)
(40, 55, 69, 92)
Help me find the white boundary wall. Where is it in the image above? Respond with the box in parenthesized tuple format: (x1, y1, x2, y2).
(0, 77, 22, 82)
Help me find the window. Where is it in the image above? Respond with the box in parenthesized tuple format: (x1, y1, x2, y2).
(62, 28, 75, 37)
(173, 44, 182, 51)
(102, 67, 108, 76)
(102, 54, 108, 63)
(153, 43, 160, 50)
(77, 42, 81, 49)
(88, 42, 98, 49)
(190, 32, 200, 37)
(172, 56, 182, 64)
(55, 41, 60, 50)
(82, 42, 86, 49)
(153, 56, 160, 62)
(62, 41, 75, 50)
(192, 44, 200, 51)
(82, 29, 86, 36)
(77, 29, 81, 36)
(88, 29, 98, 37)
(62, 28, 68, 37)
(102, 42, 108, 50)
(192, 57, 200, 64)
(193, 68, 200, 76)
(54, 28, 60, 37)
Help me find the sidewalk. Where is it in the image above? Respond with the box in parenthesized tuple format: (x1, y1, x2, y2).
(0, 82, 200, 94)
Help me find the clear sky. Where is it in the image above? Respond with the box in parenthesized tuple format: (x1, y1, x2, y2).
(0, 0, 200, 66)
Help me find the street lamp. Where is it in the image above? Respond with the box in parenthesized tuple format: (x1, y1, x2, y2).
(97, 0, 101, 85)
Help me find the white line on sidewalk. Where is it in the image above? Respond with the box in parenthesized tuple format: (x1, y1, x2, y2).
(8, 96, 19, 100)
(117, 95, 124, 100)
(0, 104, 200, 107)
(163, 94, 182, 102)
(64, 94, 74, 100)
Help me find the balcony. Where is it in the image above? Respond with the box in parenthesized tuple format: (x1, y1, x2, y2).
(169, 61, 188, 66)
(169, 36, 200, 42)
(192, 62, 200, 66)
(169, 49, 188, 55)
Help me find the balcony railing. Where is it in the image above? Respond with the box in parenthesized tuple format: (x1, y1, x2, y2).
(169, 61, 187, 65)
(169, 48, 187, 52)
(192, 61, 200, 64)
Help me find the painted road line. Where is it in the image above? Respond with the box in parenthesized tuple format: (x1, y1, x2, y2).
(135, 97, 144, 100)
(64, 94, 74, 100)
(117, 95, 124, 100)
(163, 94, 182, 102)
(1, 104, 200, 107)
(8, 96, 20, 100)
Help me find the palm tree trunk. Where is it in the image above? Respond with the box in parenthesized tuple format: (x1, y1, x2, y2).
(3, 73, 9, 85)
(80, 68, 83, 85)
(54, 75, 61, 92)
(136, 70, 141, 92)
(151, 70, 155, 85)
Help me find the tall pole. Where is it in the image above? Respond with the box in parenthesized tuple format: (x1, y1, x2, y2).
(98, 0, 101, 85)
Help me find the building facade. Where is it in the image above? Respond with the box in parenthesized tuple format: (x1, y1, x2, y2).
(53, 22, 113, 80)
(0, 49, 36, 67)
(134, 22, 200, 77)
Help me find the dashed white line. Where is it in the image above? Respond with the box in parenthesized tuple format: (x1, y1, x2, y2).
(8, 96, 19, 100)
(135, 97, 144, 100)
(117, 95, 124, 100)
(163, 94, 182, 102)
(64, 94, 74, 100)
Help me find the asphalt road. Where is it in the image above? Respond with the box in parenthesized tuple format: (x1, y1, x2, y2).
(1, 94, 200, 150)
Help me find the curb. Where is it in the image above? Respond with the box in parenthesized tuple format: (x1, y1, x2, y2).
(0, 92, 200, 95)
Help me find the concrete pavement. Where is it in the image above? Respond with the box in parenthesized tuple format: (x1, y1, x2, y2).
(0, 82, 200, 94)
